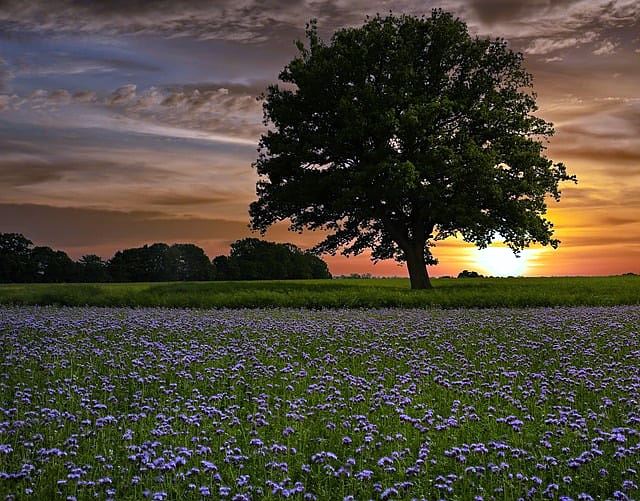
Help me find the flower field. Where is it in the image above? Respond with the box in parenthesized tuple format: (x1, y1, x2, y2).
(1, 306, 640, 500)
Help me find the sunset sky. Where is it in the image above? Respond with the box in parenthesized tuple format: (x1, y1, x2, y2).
(1, 0, 638, 277)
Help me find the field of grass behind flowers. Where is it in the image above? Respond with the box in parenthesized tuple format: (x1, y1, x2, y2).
(1, 305, 640, 499)
(0, 275, 639, 308)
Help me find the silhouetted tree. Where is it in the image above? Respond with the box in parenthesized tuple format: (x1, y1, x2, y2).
(78, 254, 110, 282)
(250, 11, 575, 289)
(212, 255, 240, 281)
(0, 233, 33, 283)
(457, 270, 484, 278)
(0, 233, 34, 282)
(0, 233, 329, 283)
(213, 238, 331, 280)
(165, 244, 215, 281)
(108, 243, 170, 282)
(29, 246, 77, 283)
(107, 242, 214, 282)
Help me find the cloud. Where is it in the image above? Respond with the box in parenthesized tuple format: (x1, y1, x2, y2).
(123, 85, 264, 140)
(563, 232, 640, 248)
(21, 88, 73, 109)
(0, 56, 13, 91)
(554, 145, 640, 166)
(0, 0, 313, 43)
(7, 81, 265, 143)
(0, 155, 175, 190)
(467, 0, 580, 25)
(0, 203, 302, 254)
(525, 31, 597, 55)
(593, 40, 618, 55)
(144, 192, 232, 207)
(0, 159, 66, 186)
(109, 84, 137, 105)
(550, 97, 640, 158)
(72, 90, 97, 103)
(0, 94, 11, 110)
(0, 121, 258, 223)
(19, 62, 116, 76)
(0, 202, 252, 247)
(0, 0, 634, 48)
(47, 89, 72, 102)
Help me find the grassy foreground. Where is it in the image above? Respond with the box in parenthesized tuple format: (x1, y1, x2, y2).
(0, 276, 638, 308)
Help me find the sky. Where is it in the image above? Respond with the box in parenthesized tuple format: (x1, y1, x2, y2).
(0, 0, 638, 277)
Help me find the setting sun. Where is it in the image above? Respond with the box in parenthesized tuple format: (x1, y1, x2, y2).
(473, 247, 531, 277)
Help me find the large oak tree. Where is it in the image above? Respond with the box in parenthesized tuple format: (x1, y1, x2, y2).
(250, 10, 575, 289)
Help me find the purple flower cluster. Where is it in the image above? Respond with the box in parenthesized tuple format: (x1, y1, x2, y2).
(1, 305, 639, 499)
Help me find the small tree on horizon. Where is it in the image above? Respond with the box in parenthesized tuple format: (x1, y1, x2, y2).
(250, 10, 575, 289)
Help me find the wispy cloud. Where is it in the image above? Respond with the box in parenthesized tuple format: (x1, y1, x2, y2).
(593, 40, 618, 55)
(525, 32, 597, 55)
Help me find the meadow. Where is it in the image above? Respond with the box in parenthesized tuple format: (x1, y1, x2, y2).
(2, 305, 640, 500)
(0, 276, 639, 309)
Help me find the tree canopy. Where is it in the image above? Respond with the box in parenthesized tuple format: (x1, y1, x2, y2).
(250, 10, 575, 288)
(107, 243, 217, 282)
(0, 233, 34, 283)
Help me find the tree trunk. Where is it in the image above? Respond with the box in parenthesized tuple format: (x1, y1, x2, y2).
(406, 245, 432, 290)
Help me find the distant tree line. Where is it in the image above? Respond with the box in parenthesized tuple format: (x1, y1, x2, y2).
(0, 233, 331, 283)
(213, 238, 331, 280)
(457, 270, 485, 278)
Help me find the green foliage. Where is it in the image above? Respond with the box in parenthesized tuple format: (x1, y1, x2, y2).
(1, 276, 638, 309)
(213, 238, 332, 280)
(251, 10, 576, 288)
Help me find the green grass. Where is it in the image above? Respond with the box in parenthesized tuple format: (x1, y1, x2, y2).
(0, 275, 638, 308)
